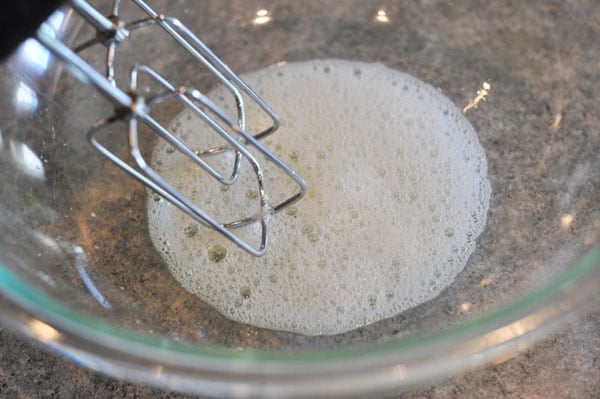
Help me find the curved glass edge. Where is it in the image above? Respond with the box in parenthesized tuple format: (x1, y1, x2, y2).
(0, 246, 598, 365)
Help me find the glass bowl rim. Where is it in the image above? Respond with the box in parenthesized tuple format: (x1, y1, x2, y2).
(0, 247, 597, 364)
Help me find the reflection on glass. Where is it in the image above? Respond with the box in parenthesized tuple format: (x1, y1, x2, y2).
(41, 10, 66, 39)
(559, 213, 574, 230)
(392, 364, 407, 379)
(32, 231, 61, 253)
(468, 307, 559, 353)
(16, 11, 65, 77)
(463, 81, 491, 113)
(8, 139, 45, 180)
(479, 274, 495, 287)
(74, 246, 112, 310)
(374, 9, 390, 23)
(14, 82, 39, 114)
(27, 319, 61, 343)
(18, 39, 51, 75)
(253, 9, 272, 25)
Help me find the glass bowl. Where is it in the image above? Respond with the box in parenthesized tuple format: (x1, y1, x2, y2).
(0, 1, 598, 397)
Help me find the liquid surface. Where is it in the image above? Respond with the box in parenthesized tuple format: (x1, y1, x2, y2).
(147, 60, 491, 335)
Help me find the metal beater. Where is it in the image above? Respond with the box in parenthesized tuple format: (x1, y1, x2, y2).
(32, 0, 307, 256)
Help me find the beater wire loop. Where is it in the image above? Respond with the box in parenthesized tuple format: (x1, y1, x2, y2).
(35, 0, 307, 256)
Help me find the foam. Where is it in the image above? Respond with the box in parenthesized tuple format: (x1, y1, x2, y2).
(147, 60, 491, 335)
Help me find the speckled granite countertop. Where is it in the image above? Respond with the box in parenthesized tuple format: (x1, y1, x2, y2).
(1, 308, 598, 398)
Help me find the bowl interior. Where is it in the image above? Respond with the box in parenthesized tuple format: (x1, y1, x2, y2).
(0, 0, 598, 354)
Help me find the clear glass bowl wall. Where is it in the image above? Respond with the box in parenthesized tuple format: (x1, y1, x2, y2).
(0, 1, 598, 397)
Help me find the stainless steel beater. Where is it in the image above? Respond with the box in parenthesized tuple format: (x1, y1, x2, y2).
(29, 0, 306, 256)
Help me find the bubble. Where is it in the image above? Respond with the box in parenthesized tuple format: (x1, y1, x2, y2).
(147, 59, 491, 335)
(184, 224, 198, 238)
(208, 245, 227, 263)
(240, 286, 251, 299)
(302, 225, 319, 243)
(285, 207, 298, 217)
